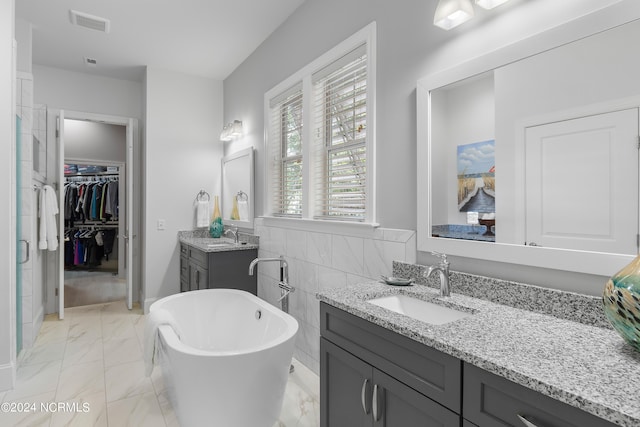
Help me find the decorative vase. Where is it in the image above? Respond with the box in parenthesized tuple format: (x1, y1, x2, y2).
(230, 197, 240, 220)
(603, 254, 640, 351)
(209, 196, 224, 238)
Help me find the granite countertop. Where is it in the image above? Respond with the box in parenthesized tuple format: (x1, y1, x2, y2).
(432, 224, 495, 242)
(178, 230, 259, 253)
(317, 281, 640, 427)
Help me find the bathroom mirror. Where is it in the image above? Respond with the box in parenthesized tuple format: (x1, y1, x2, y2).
(417, 5, 640, 276)
(221, 147, 254, 229)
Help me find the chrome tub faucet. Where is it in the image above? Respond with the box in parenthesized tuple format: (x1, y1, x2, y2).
(248, 256, 294, 312)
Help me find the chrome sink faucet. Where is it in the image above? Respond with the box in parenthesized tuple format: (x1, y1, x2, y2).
(248, 256, 294, 312)
(426, 251, 451, 297)
(223, 226, 239, 244)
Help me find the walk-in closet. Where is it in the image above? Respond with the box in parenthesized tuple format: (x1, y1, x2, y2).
(61, 118, 129, 308)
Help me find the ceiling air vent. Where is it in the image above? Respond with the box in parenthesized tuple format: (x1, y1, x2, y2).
(84, 57, 98, 67)
(69, 10, 110, 33)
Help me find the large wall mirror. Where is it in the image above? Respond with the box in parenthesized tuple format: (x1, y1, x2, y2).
(221, 147, 254, 230)
(417, 3, 640, 276)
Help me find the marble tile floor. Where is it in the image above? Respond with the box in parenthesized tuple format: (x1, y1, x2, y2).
(2, 300, 320, 427)
(63, 272, 126, 308)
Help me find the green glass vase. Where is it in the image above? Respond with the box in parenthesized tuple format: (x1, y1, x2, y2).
(603, 254, 640, 351)
(209, 196, 224, 238)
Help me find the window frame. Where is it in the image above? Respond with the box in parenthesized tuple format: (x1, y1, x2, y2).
(263, 22, 377, 229)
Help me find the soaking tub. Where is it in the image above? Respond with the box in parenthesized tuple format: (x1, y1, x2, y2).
(150, 289, 298, 427)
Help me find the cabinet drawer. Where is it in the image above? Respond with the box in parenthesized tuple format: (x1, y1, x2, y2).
(321, 303, 461, 413)
(188, 247, 207, 266)
(463, 363, 617, 427)
(180, 244, 188, 256)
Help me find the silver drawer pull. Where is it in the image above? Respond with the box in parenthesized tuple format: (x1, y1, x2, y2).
(361, 379, 370, 414)
(518, 414, 542, 427)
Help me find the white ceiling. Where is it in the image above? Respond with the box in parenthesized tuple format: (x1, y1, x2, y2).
(16, 0, 306, 82)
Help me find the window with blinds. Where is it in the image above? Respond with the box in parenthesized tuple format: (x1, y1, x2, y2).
(264, 23, 375, 225)
(268, 86, 304, 217)
(313, 45, 368, 221)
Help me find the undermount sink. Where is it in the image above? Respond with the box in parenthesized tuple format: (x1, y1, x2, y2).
(206, 243, 233, 248)
(367, 294, 472, 325)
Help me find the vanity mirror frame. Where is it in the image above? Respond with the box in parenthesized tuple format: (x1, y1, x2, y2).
(221, 147, 254, 230)
(417, 2, 640, 277)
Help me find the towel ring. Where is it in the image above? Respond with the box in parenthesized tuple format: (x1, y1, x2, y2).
(236, 191, 248, 202)
(196, 190, 210, 202)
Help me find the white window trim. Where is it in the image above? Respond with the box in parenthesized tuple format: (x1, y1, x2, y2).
(263, 22, 377, 231)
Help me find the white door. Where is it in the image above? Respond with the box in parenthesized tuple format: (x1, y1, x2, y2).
(57, 111, 65, 319)
(525, 108, 639, 253)
(125, 119, 134, 310)
(57, 112, 136, 316)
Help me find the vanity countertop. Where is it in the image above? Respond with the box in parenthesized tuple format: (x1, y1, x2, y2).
(178, 230, 259, 253)
(317, 282, 640, 427)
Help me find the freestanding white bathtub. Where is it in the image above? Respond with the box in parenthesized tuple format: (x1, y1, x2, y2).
(150, 289, 299, 427)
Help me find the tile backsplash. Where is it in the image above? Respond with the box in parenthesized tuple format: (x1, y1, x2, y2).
(253, 218, 417, 374)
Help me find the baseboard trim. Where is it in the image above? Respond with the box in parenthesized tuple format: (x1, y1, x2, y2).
(143, 297, 159, 314)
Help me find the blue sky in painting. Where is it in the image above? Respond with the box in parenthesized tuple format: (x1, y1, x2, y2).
(457, 140, 495, 176)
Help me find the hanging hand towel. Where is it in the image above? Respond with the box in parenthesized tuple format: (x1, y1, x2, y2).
(238, 199, 249, 221)
(38, 187, 47, 250)
(43, 185, 59, 251)
(38, 185, 59, 250)
(195, 199, 210, 228)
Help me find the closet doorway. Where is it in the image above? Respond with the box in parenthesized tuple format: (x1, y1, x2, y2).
(56, 111, 136, 318)
(63, 161, 125, 308)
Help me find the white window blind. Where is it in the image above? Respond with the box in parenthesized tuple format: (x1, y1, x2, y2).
(313, 45, 368, 221)
(268, 85, 304, 217)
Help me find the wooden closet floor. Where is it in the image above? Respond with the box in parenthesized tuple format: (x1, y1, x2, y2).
(64, 271, 126, 308)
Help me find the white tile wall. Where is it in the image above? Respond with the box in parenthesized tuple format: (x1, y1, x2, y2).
(254, 219, 417, 374)
(16, 73, 40, 349)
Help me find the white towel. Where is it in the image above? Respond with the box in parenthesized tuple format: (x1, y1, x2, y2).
(38, 185, 59, 251)
(144, 309, 183, 376)
(238, 199, 249, 221)
(195, 200, 210, 228)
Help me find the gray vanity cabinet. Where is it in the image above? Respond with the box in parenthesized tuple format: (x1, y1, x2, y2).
(179, 244, 257, 294)
(320, 302, 620, 427)
(320, 303, 461, 427)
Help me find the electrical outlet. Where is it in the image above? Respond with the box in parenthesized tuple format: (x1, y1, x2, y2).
(157, 219, 166, 230)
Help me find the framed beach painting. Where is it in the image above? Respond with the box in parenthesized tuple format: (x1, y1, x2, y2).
(457, 140, 495, 213)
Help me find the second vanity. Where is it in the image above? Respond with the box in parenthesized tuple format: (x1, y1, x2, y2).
(317, 268, 640, 427)
(178, 230, 259, 294)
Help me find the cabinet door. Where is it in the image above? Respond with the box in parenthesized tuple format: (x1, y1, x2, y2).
(321, 338, 372, 427)
(180, 255, 188, 292)
(189, 262, 208, 291)
(372, 369, 460, 427)
(209, 249, 258, 294)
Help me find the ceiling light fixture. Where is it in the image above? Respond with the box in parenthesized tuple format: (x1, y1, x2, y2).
(433, 0, 475, 30)
(475, 0, 510, 10)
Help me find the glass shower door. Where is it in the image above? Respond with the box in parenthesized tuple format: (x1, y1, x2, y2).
(16, 114, 22, 355)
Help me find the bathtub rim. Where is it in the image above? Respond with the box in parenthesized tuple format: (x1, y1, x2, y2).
(151, 288, 299, 357)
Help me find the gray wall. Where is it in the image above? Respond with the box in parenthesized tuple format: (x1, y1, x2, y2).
(223, 0, 624, 296)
